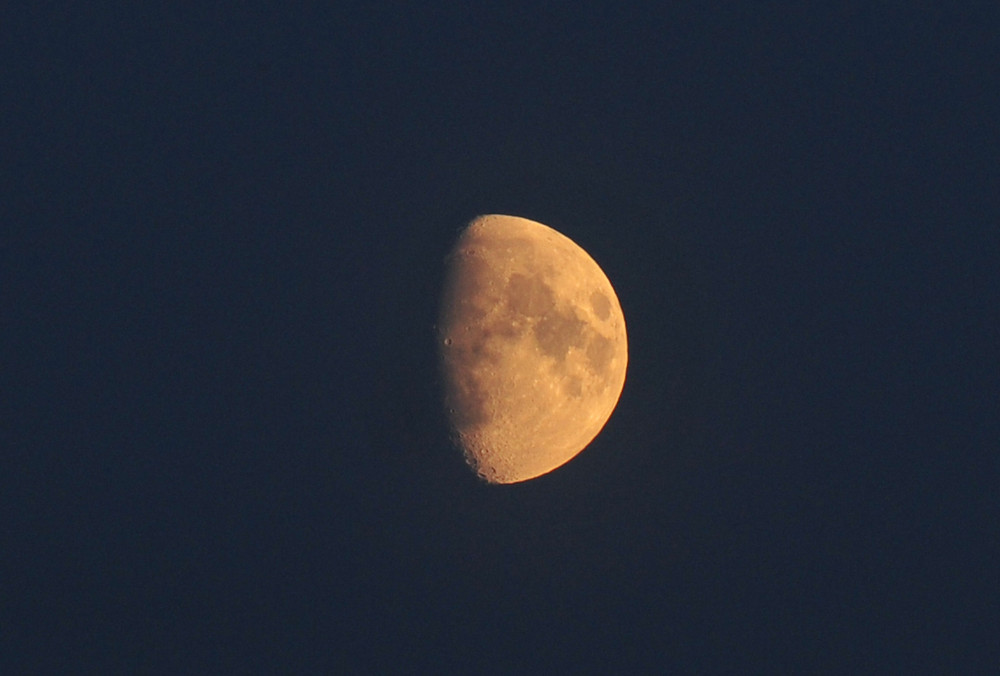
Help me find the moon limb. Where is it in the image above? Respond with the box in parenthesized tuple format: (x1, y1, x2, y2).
(438, 214, 628, 484)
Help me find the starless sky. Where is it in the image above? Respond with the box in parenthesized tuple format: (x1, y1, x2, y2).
(4, 3, 999, 673)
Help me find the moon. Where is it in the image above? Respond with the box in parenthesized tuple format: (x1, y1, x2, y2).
(437, 214, 628, 484)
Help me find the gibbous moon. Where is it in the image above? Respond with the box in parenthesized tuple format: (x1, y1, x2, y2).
(438, 214, 628, 484)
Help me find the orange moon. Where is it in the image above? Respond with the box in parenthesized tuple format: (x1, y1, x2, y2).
(438, 214, 628, 484)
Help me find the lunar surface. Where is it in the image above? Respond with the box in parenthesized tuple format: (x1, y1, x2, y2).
(438, 214, 628, 484)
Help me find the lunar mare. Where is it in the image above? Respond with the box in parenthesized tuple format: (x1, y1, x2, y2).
(438, 214, 628, 484)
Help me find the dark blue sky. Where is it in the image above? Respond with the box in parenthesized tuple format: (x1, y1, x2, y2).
(5, 3, 998, 672)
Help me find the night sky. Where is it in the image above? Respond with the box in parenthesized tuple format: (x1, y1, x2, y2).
(6, 3, 998, 672)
